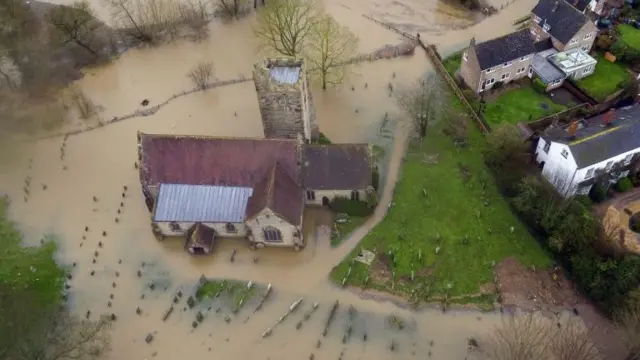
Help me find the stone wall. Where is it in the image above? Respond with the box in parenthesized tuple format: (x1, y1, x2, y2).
(253, 58, 319, 141)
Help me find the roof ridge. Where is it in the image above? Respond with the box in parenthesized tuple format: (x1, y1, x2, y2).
(139, 132, 299, 143)
(265, 162, 278, 209)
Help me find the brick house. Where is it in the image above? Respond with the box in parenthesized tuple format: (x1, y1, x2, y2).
(137, 133, 373, 254)
(460, 0, 598, 94)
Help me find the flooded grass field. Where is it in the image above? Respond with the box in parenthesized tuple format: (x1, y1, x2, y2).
(0, 0, 551, 359)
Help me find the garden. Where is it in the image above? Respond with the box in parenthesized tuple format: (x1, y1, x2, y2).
(575, 53, 630, 102)
(442, 52, 567, 127)
(329, 97, 552, 308)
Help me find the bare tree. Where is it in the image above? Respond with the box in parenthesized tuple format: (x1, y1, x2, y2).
(394, 73, 446, 140)
(65, 85, 97, 120)
(178, 0, 213, 40)
(187, 61, 215, 90)
(253, 0, 320, 57)
(482, 314, 551, 360)
(304, 14, 357, 90)
(550, 317, 600, 360)
(105, 0, 181, 43)
(215, 0, 250, 20)
(47, 1, 102, 57)
(616, 301, 640, 360)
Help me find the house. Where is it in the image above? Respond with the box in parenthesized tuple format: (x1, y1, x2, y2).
(535, 105, 640, 197)
(460, 0, 598, 93)
(585, 0, 624, 18)
(137, 133, 372, 252)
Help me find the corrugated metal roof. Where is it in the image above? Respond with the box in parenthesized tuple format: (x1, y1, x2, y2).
(269, 66, 301, 84)
(154, 184, 253, 222)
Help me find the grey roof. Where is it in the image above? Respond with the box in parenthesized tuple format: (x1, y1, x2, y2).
(531, 48, 565, 83)
(153, 184, 253, 222)
(532, 0, 588, 44)
(269, 66, 301, 84)
(544, 105, 640, 167)
(473, 29, 537, 70)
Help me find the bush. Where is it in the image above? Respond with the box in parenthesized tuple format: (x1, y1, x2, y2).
(616, 177, 633, 192)
(589, 183, 608, 203)
(372, 166, 380, 191)
(329, 196, 373, 216)
(491, 81, 503, 90)
(532, 78, 547, 94)
(573, 194, 593, 208)
(314, 132, 332, 145)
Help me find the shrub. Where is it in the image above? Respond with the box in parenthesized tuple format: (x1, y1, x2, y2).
(314, 132, 332, 145)
(532, 77, 547, 94)
(596, 34, 615, 51)
(372, 166, 380, 191)
(573, 194, 593, 208)
(589, 183, 608, 203)
(491, 81, 503, 90)
(329, 196, 373, 216)
(616, 177, 633, 192)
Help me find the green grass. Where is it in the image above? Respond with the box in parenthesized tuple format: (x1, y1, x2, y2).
(331, 216, 368, 247)
(575, 53, 629, 101)
(618, 24, 640, 49)
(442, 52, 462, 77)
(482, 87, 566, 126)
(196, 279, 256, 309)
(329, 109, 552, 300)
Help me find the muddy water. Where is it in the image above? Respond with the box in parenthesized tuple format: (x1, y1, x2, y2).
(0, 0, 556, 359)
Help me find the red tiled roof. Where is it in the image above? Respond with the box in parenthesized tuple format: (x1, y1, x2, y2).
(138, 133, 300, 187)
(302, 144, 372, 190)
(246, 163, 304, 226)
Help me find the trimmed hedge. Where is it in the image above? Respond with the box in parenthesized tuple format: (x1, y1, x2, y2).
(329, 196, 373, 217)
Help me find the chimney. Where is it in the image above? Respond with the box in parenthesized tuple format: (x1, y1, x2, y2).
(552, 0, 559, 11)
(470, 37, 476, 47)
(568, 121, 578, 139)
(603, 109, 615, 126)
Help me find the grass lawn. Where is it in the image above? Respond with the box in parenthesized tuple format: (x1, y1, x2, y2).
(329, 106, 552, 303)
(482, 87, 566, 126)
(575, 54, 629, 102)
(618, 24, 640, 50)
(331, 216, 368, 247)
(442, 52, 462, 77)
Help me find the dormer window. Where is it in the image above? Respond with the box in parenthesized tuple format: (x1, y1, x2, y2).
(519, 55, 529, 61)
(543, 23, 551, 32)
(569, 38, 578, 45)
(503, 61, 512, 68)
(533, 15, 542, 23)
(486, 67, 495, 73)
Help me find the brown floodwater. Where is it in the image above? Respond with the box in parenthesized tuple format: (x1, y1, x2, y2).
(0, 0, 563, 359)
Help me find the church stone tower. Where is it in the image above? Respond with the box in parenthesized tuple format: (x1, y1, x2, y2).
(253, 58, 319, 142)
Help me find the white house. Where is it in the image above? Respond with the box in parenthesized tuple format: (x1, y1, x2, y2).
(535, 105, 640, 197)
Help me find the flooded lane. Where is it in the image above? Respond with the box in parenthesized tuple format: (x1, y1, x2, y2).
(0, 0, 560, 359)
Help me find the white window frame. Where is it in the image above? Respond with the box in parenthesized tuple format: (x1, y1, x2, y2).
(486, 67, 495, 74)
(585, 168, 594, 180)
(533, 15, 542, 23)
(519, 55, 529, 62)
(569, 38, 578, 45)
(463, 52, 468, 61)
(543, 142, 550, 154)
(581, 44, 590, 52)
(605, 161, 614, 171)
(552, 79, 562, 85)
(516, 67, 525, 74)
(561, 149, 569, 159)
(583, 32, 593, 40)
(543, 23, 551, 32)
(624, 153, 634, 164)
(501, 72, 511, 80)
(503, 61, 513, 68)
(582, 66, 594, 74)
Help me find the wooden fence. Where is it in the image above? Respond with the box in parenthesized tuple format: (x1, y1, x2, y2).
(420, 42, 491, 134)
(526, 103, 590, 131)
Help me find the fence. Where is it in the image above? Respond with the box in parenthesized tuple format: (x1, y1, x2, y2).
(420, 42, 491, 134)
(526, 103, 590, 132)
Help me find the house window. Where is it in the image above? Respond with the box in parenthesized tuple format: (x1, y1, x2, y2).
(605, 161, 614, 170)
(501, 72, 510, 80)
(169, 222, 181, 231)
(350, 190, 360, 201)
(569, 38, 578, 45)
(486, 67, 495, 73)
(552, 79, 563, 85)
(561, 149, 569, 159)
(519, 56, 529, 62)
(581, 45, 590, 52)
(516, 67, 525, 74)
(485, 78, 495, 86)
(306, 190, 316, 201)
(263, 226, 282, 242)
(543, 141, 550, 154)
(225, 223, 237, 233)
(582, 66, 594, 74)
(543, 23, 550, 32)
(533, 15, 542, 23)
(583, 32, 593, 40)
(585, 168, 594, 180)
(503, 61, 512, 68)
(463, 52, 468, 61)
(624, 153, 634, 164)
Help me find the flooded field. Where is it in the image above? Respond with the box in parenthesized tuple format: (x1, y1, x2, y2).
(0, 0, 550, 359)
